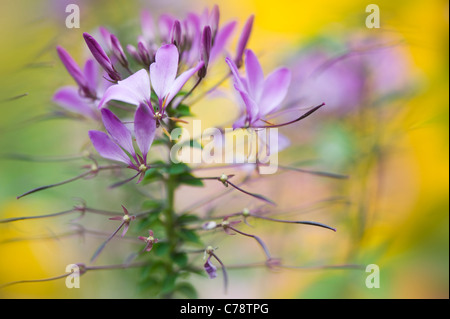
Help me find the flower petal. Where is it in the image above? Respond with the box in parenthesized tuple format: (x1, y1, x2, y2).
(244, 50, 264, 101)
(88, 130, 132, 165)
(121, 223, 129, 237)
(53, 86, 97, 119)
(225, 57, 246, 92)
(83, 59, 98, 94)
(150, 44, 179, 102)
(233, 83, 259, 125)
(98, 69, 150, 108)
(260, 67, 291, 115)
(235, 15, 254, 67)
(145, 242, 154, 252)
(204, 257, 217, 279)
(56, 46, 86, 89)
(209, 20, 236, 64)
(101, 108, 135, 157)
(165, 60, 204, 107)
(134, 103, 156, 160)
(141, 9, 155, 42)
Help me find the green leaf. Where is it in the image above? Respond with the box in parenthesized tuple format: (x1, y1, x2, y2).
(179, 229, 203, 245)
(172, 253, 189, 268)
(177, 173, 204, 187)
(166, 162, 190, 175)
(174, 104, 193, 118)
(141, 200, 163, 211)
(177, 213, 201, 225)
(142, 167, 164, 184)
(175, 282, 198, 299)
(154, 242, 171, 257)
(160, 273, 178, 295)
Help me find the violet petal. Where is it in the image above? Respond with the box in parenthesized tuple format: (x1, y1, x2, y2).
(134, 103, 156, 160)
(88, 130, 133, 165)
(260, 67, 291, 115)
(53, 86, 97, 119)
(150, 44, 179, 103)
(98, 69, 150, 108)
(101, 108, 135, 157)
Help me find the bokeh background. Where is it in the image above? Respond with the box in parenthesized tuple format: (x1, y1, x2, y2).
(0, 0, 448, 298)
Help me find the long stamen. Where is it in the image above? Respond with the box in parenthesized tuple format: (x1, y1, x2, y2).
(250, 214, 336, 232)
(251, 103, 325, 129)
(90, 221, 126, 263)
(227, 225, 272, 261)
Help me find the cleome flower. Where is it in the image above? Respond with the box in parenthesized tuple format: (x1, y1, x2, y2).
(98, 43, 204, 121)
(88, 103, 156, 183)
(138, 230, 159, 252)
(226, 49, 291, 129)
(53, 47, 111, 120)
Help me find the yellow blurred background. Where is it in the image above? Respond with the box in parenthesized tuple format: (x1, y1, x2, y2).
(0, 0, 448, 298)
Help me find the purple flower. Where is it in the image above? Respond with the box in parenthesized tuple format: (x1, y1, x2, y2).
(54, 48, 112, 120)
(108, 205, 136, 237)
(99, 44, 204, 118)
(88, 103, 156, 181)
(204, 255, 217, 279)
(234, 15, 254, 68)
(83, 32, 121, 82)
(285, 49, 363, 114)
(56, 46, 97, 99)
(226, 49, 291, 128)
(140, 9, 155, 43)
(138, 230, 158, 252)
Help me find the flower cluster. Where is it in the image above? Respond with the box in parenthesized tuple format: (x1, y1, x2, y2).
(7, 5, 348, 298)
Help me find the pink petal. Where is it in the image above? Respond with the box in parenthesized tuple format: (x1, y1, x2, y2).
(121, 223, 129, 237)
(234, 83, 259, 125)
(53, 86, 97, 119)
(88, 130, 132, 165)
(56, 46, 86, 89)
(245, 50, 264, 101)
(134, 103, 156, 160)
(260, 67, 291, 115)
(101, 108, 135, 157)
(150, 44, 179, 103)
(210, 20, 237, 64)
(235, 15, 254, 67)
(204, 257, 217, 279)
(98, 69, 150, 108)
(165, 60, 204, 107)
(140, 10, 155, 42)
(83, 59, 98, 94)
(145, 242, 154, 252)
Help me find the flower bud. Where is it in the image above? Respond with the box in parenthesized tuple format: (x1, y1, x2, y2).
(83, 32, 121, 81)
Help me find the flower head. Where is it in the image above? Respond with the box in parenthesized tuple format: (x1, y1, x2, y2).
(108, 205, 136, 237)
(88, 103, 156, 180)
(99, 44, 204, 118)
(138, 230, 158, 252)
(54, 47, 111, 120)
(226, 49, 291, 128)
